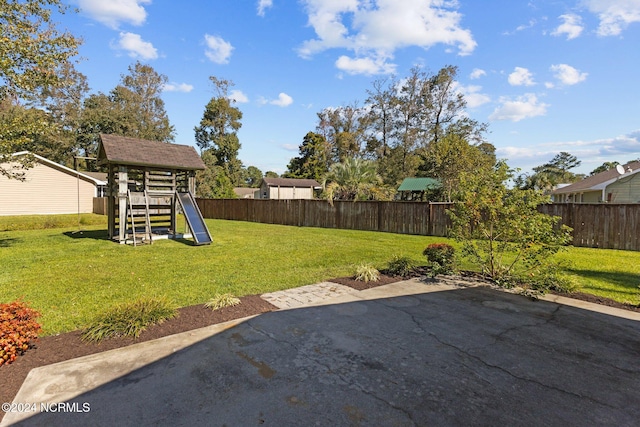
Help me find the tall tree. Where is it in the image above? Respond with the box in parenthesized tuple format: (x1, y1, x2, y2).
(419, 131, 496, 202)
(113, 61, 175, 142)
(0, 0, 81, 177)
(194, 77, 243, 195)
(285, 131, 332, 181)
(516, 152, 583, 191)
(76, 63, 174, 160)
(365, 77, 396, 161)
(316, 103, 369, 162)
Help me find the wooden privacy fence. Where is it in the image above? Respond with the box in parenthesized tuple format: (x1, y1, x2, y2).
(191, 199, 640, 251)
(196, 199, 452, 237)
(538, 203, 640, 251)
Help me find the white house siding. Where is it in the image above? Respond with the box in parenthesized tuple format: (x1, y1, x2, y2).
(0, 161, 97, 215)
(607, 173, 640, 203)
(258, 183, 314, 200)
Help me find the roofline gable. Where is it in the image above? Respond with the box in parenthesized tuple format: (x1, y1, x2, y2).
(10, 152, 105, 185)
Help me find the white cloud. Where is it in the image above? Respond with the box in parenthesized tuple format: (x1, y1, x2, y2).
(458, 84, 491, 108)
(508, 67, 535, 86)
(269, 92, 294, 107)
(470, 68, 486, 79)
(281, 144, 299, 151)
(115, 32, 158, 60)
(204, 34, 234, 64)
(298, 0, 476, 75)
(489, 93, 548, 122)
(78, 0, 150, 29)
(498, 130, 640, 169)
(229, 90, 249, 103)
(163, 82, 194, 93)
(335, 55, 396, 75)
(550, 64, 588, 85)
(551, 14, 584, 40)
(257, 0, 273, 16)
(584, 0, 640, 36)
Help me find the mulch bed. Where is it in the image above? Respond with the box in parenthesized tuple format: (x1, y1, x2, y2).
(2, 271, 638, 420)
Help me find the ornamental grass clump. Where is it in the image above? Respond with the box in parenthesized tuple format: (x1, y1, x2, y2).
(355, 263, 380, 282)
(423, 243, 456, 277)
(82, 297, 177, 343)
(205, 293, 241, 311)
(0, 300, 42, 366)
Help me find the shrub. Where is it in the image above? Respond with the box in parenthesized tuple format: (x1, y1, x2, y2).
(355, 264, 380, 282)
(386, 255, 415, 278)
(205, 293, 241, 310)
(423, 243, 456, 277)
(0, 300, 42, 366)
(448, 161, 572, 282)
(82, 297, 177, 342)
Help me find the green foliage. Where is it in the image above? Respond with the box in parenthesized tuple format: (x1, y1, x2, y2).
(285, 131, 332, 181)
(423, 243, 456, 277)
(196, 152, 238, 199)
(323, 157, 390, 203)
(355, 264, 380, 282)
(515, 152, 583, 191)
(449, 162, 573, 282)
(81, 297, 177, 342)
(76, 62, 175, 157)
(204, 293, 241, 310)
(386, 255, 416, 278)
(0, 300, 42, 366)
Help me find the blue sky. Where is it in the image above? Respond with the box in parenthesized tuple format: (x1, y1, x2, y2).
(59, 0, 640, 175)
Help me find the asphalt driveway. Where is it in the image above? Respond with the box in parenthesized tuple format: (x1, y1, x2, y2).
(5, 281, 640, 426)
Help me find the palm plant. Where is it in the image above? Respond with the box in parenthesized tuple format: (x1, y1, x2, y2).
(322, 157, 382, 203)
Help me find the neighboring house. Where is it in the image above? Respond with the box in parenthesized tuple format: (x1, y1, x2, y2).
(256, 177, 321, 200)
(397, 177, 441, 201)
(551, 161, 640, 203)
(0, 152, 106, 216)
(233, 187, 256, 199)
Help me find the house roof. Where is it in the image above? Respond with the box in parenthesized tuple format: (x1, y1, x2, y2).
(398, 177, 441, 192)
(261, 177, 321, 188)
(551, 161, 640, 194)
(97, 134, 205, 170)
(10, 152, 105, 185)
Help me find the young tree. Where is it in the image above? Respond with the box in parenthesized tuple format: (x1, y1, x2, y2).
(449, 161, 572, 282)
(1, 0, 81, 177)
(194, 77, 243, 194)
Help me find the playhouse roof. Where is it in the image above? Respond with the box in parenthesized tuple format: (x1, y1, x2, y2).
(97, 134, 205, 170)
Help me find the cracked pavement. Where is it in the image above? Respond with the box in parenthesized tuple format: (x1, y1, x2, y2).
(5, 280, 640, 426)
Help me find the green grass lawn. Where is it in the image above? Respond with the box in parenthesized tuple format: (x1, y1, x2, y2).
(1, 217, 639, 335)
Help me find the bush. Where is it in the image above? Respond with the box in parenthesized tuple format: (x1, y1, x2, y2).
(205, 293, 241, 310)
(82, 297, 177, 342)
(0, 300, 42, 366)
(386, 255, 415, 278)
(423, 243, 456, 277)
(355, 264, 380, 282)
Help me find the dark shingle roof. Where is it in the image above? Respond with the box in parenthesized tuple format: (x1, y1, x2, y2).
(262, 177, 321, 188)
(552, 161, 640, 194)
(97, 134, 205, 170)
(398, 177, 441, 191)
